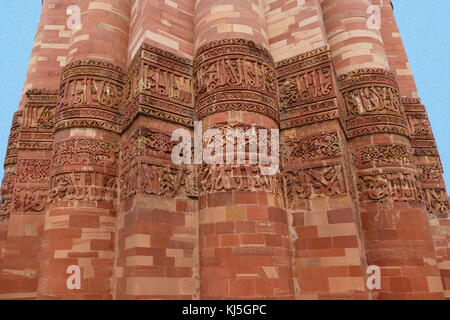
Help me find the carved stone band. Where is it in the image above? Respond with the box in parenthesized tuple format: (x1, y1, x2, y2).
(193, 39, 280, 122)
(56, 60, 125, 133)
(338, 68, 408, 138)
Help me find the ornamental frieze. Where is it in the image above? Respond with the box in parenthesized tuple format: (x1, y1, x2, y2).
(205, 122, 270, 150)
(119, 162, 195, 200)
(54, 118, 122, 133)
(347, 122, 410, 139)
(276, 46, 339, 128)
(121, 126, 176, 166)
(194, 57, 276, 98)
(142, 62, 192, 105)
(199, 164, 282, 195)
(278, 64, 334, 109)
(337, 68, 399, 89)
(194, 90, 279, 121)
(25, 89, 59, 104)
(281, 99, 337, 119)
(357, 169, 424, 203)
(62, 60, 124, 82)
(59, 77, 123, 111)
(414, 148, 440, 157)
(21, 105, 55, 130)
(140, 42, 192, 75)
(16, 141, 53, 151)
(13, 187, 48, 213)
(417, 164, 443, 183)
(337, 68, 409, 138)
(1, 41, 447, 223)
(281, 109, 339, 129)
(122, 43, 194, 129)
(275, 45, 331, 77)
(282, 131, 340, 164)
(4, 111, 22, 165)
(424, 188, 449, 217)
(53, 139, 119, 169)
(56, 60, 125, 134)
(1, 171, 15, 196)
(406, 113, 433, 138)
(284, 162, 347, 207)
(342, 85, 402, 119)
(353, 144, 415, 169)
(16, 159, 51, 183)
(194, 38, 274, 66)
(411, 140, 437, 149)
(48, 172, 118, 205)
(416, 164, 448, 217)
(0, 171, 15, 219)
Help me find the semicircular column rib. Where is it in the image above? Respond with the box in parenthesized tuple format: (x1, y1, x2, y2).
(321, 0, 445, 299)
(194, 0, 295, 300)
(36, 0, 131, 300)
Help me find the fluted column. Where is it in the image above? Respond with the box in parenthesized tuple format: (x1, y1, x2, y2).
(194, 0, 294, 299)
(0, 0, 72, 300)
(36, 0, 131, 299)
(112, 0, 198, 300)
(0, 111, 22, 298)
(374, 0, 450, 299)
(321, 0, 444, 299)
(19, 0, 73, 108)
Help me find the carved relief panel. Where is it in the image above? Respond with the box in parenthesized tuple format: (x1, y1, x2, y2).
(122, 43, 194, 130)
(282, 131, 341, 165)
(276, 46, 339, 129)
(357, 170, 424, 203)
(193, 39, 279, 122)
(352, 144, 416, 169)
(12, 159, 52, 214)
(404, 99, 449, 217)
(119, 162, 197, 200)
(338, 69, 409, 138)
(284, 162, 347, 209)
(56, 60, 125, 133)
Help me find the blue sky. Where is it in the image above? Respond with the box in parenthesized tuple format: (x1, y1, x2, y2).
(0, 1, 449, 187)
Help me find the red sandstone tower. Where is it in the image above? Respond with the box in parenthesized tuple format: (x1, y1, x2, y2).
(0, 0, 449, 300)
